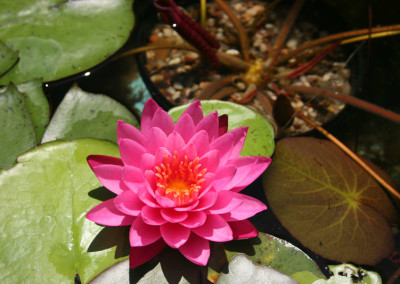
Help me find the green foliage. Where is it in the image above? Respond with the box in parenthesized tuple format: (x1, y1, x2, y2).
(169, 100, 275, 157)
(0, 139, 127, 283)
(263, 137, 399, 265)
(0, 0, 135, 84)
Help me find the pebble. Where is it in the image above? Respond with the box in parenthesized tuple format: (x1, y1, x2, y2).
(168, 57, 181, 65)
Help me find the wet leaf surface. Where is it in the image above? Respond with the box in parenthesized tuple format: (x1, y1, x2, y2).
(41, 85, 139, 144)
(0, 0, 134, 84)
(263, 137, 399, 265)
(0, 139, 128, 283)
(0, 83, 36, 169)
(169, 100, 275, 157)
(0, 40, 18, 76)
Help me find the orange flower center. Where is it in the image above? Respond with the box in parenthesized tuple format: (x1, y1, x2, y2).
(155, 151, 206, 205)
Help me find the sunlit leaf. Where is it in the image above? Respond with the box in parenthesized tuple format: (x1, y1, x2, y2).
(0, 40, 18, 76)
(263, 137, 399, 265)
(0, 139, 128, 283)
(90, 260, 129, 284)
(0, 0, 134, 84)
(41, 85, 139, 144)
(215, 254, 297, 284)
(0, 83, 36, 169)
(16, 79, 50, 143)
(169, 100, 275, 157)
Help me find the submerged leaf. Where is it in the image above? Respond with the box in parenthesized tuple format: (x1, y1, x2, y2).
(169, 100, 275, 157)
(0, 139, 127, 283)
(263, 137, 399, 265)
(0, 0, 134, 84)
(41, 85, 138, 144)
(0, 83, 36, 169)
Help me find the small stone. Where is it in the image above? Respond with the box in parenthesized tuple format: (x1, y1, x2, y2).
(286, 39, 298, 49)
(226, 49, 240, 56)
(168, 57, 181, 65)
(150, 74, 164, 84)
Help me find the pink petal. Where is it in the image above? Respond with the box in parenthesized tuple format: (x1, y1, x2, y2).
(137, 186, 159, 208)
(179, 142, 198, 161)
(195, 112, 219, 142)
(87, 155, 123, 168)
(212, 165, 237, 191)
(160, 223, 190, 248)
(140, 153, 155, 172)
(198, 150, 220, 174)
(154, 147, 172, 167)
(187, 130, 210, 157)
(178, 233, 210, 266)
(229, 220, 258, 239)
(160, 208, 188, 223)
(174, 113, 196, 142)
(141, 99, 161, 136)
(182, 100, 203, 125)
(166, 131, 186, 154)
(207, 191, 243, 214)
(192, 214, 233, 242)
(218, 114, 228, 136)
(174, 200, 200, 212)
(141, 206, 168, 225)
(146, 127, 168, 154)
(227, 127, 248, 159)
(87, 163, 124, 195)
(197, 172, 215, 199)
(114, 190, 144, 216)
(129, 239, 166, 268)
(209, 133, 234, 164)
(180, 211, 207, 228)
(86, 199, 135, 226)
(130, 215, 162, 247)
(229, 156, 271, 192)
(223, 195, 267, 221)
(117, 120, 146, 146)
(155, 190, 177, 208)
(144, 170, 157, 192)
(151, 108, 175, 136)
(122, 166, 145, 193)
(193, 189, 217, 211)
(119, 138, 147, 168)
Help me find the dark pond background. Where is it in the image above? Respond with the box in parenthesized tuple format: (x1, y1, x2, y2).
(44, 0, 400, 282)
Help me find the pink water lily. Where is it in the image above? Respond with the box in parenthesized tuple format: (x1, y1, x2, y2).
(86, 99, 271, 268)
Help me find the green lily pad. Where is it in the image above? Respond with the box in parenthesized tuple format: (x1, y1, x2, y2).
(263, 137, 399, 265)
(0, 83, 36, 169)
(169, 100, 275, 157)
(0, 0, 134, 84)
(41, 85, 139, 144)
(0, 139, 127, 283)
(16, 79, 50, 143)
(215, 254, 297, 284)
(0, 40, 18, 76)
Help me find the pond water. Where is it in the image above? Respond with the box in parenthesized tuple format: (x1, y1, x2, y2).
(44, 0, 400, 282)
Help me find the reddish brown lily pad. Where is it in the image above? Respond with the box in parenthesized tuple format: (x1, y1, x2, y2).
(262, 137, 399, 265)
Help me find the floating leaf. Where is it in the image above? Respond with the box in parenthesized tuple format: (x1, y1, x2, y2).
(0, 0, 134, 84)
(263, 137, 399, 265)
(169, 100, 275, 157)
(16, 79, 50, 143)
(0, 83, 36, 169)
(41, 85, 138, 144)
(0, 139, 128, 283)
(0, 40, 18, 76)
(215, 254, 297, 284)
(90, 260, 130, 284)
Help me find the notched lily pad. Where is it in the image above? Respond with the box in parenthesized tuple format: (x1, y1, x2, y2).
(263, 137, 399, 265)
(0, 0, 135, 84)
(169, 100, 275, 157)
(0, 83, 36, 169)
(41, 85, 139, 144)
(0, 139, 127, 283)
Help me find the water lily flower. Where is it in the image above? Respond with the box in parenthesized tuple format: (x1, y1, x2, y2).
(86, 99, 271, 268)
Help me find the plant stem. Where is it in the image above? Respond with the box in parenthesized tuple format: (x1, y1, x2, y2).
(265, 0, 304, 68)
(277, 24, 400, 64)
(200, 0, 207, 27)
(298, 112, 400, 200)
(283, 85, 400, 124)
(214, 0, 251, 62)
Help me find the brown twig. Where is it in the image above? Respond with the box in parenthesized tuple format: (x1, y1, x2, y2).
(298, 112, 400, 200)
(283, 85, 400, 124)
(214, 0, 251, 62)
(277, 24, 400, 65)
(197, 75, 240, 99)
